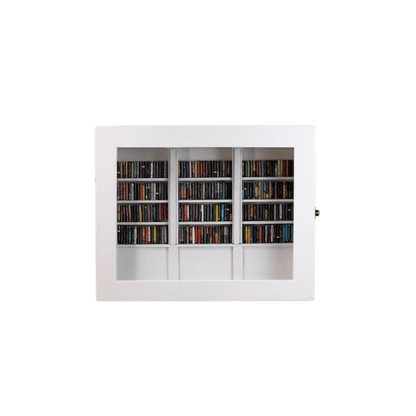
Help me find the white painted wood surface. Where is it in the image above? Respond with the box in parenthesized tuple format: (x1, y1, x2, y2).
(96, 126, 315, 300)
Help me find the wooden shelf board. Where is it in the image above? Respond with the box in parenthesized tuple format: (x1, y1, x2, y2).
(178, 199, 232, 203)
(242, 221, 294, 224)
(117, 244, 169, 248)
(178, 221, 232, 225)
(117, 200, 169, 203)
(117, 178, 168, 182)
(241, 243, 294, 246)
(178, 177, 232, 181)
(117, 222, 168, 225)
(242, 177, 294, 181)
(242, 199, 294, 202)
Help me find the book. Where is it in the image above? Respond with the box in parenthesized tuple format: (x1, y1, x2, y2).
(178, 160, 232, 178)
(242, 224, 293, 244)
(115, 203, 169, 223)
(242, 202, 293, 221)
(179, 225, 232, 244)
(117, 225, 168, 245)
(178, 181, 232, 200)
(117, 161, 168, 179)
(242, 159, 293, 177)
(242, 181, 293, 200)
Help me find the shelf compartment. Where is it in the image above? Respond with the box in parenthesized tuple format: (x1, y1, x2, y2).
(179, 246, 232, 280)
(117, 246, 168, 280)
(243, 244, 293, 280)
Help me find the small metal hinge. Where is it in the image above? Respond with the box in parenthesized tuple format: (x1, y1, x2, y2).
(315, 209, 320, 217)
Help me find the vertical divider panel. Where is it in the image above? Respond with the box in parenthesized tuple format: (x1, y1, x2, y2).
(168, 148, 179, 280)
(232, 148, 243, 280)
(232, 148, 241, 244)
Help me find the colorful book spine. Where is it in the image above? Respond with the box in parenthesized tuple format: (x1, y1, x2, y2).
(178, 161, 232, 178)
(242, 224, 293, 244)
(117, 161, 169, 178)
(178, 225, 232, 244)
(117, 225, 168, 244)
(242, 181, 294, 199)
(242, 160, 293, 177)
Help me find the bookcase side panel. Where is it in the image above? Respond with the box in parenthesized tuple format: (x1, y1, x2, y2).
(95, 130, 119, 299)
(292, 134, 315, 299)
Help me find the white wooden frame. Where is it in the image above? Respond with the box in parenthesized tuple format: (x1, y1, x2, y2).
(95, 126, 315, 301)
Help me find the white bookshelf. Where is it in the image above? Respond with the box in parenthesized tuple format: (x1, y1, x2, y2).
(96, 126, 316, 301)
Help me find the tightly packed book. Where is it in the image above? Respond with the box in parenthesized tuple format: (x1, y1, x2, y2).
(179, 181, 232, 200)
(243, 224, 293, 244)
(242, 181, 293, 199)
(117, 203, 168, 223)
(117, 161, 168, 179)
(178, 160, 232, 178)
(179, 225, 232, 244)
(117, 182, 168, 201)
(118, 225, 168, 244)
(242, 203, 293, 221)
(242, 160, 293, 177)
(179, 203, 232, 222)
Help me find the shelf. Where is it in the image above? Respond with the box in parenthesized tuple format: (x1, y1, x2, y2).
(242, 177, 294, 181)
(179, 221, 232, 225)
(178, 199, 232, 203)
(117, 244, 169, 248)
(242, 199, 294, 202)
(117, 178, 168, 182)
(178, 244, 235, 247)
(178, 177, 232, 181)
(242, 243, 294, 246)
(119, 243, 292, 247)
(117, 200, 169, 203)
(242, 221, 294, 224)
(117, 222, 168, 225)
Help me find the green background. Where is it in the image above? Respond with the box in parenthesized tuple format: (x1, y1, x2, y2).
(4, 1, 414, 415)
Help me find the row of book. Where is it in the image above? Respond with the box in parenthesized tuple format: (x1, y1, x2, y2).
(117, 203, 168, 223)
(242, 160, 293, 177)
(117, 225, 168, 245)
(179, 203, 232, 222)
(242, 181, 294, 199)
(117, 182, 168, 201)
(242, 224, 293, 244)
(117, 161, 169, 179)
(242, 203, 293, 222)
(179, 181, 232, 200)
(179, 225, 232, 244)
(178, 160, 232, 178)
